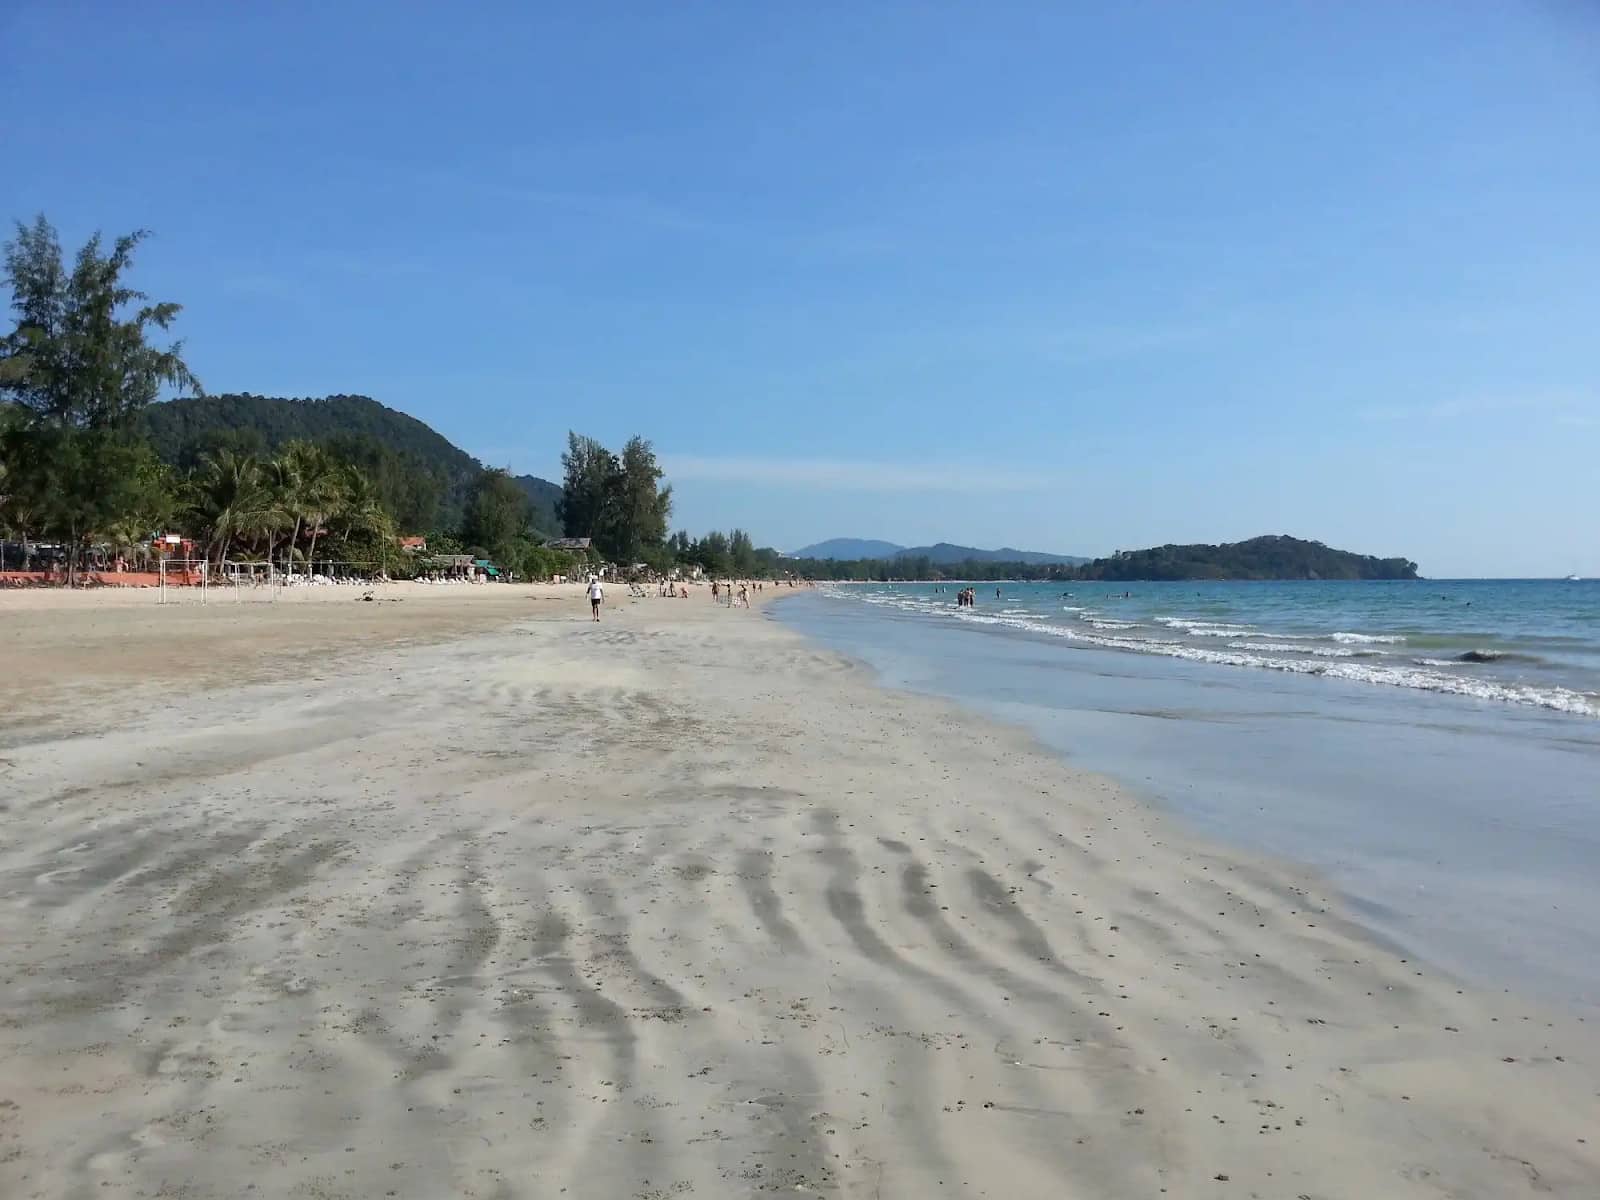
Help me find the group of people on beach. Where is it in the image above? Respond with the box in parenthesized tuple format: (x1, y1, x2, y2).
(587, 574, 815, 621)
(955, 587, 978, 607)
(711, 580, 754, 608)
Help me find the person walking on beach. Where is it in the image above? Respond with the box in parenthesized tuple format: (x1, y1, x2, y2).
(587, 575, 604, 621)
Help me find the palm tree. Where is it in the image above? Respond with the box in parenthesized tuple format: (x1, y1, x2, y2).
(301, 449, 344, 577)
(100, 517, 148, 572)
(336, 466, 390, 538)
(272, 444, 306, 573)
(282, 442, 343, 577)
(187, 449, 266, 574)
(257, 455, 298, 577)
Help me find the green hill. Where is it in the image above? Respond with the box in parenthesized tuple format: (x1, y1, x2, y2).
(1071, 535, 1419, 581)
(142, 393, 560, 533)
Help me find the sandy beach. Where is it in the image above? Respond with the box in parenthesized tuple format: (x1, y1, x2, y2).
(2, 584, 1596, 1199)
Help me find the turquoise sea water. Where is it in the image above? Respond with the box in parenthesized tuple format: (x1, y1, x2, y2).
(777, 579, 1600, 1010)
(836, 578, 1600, 716)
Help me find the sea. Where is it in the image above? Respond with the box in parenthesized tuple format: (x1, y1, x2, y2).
(776, 578, 1600, 1012)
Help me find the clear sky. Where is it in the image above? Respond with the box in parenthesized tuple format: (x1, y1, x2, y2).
(4, 1, 1597, 576)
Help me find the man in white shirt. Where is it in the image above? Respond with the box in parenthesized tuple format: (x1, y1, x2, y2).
(587, 576, 604, 621)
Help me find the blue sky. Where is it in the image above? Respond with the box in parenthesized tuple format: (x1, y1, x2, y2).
(3, 1, 1597, 576)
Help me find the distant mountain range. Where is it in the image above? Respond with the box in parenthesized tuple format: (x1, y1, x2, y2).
(790, 538, 1088, 566)
(790, 538, 906, 560)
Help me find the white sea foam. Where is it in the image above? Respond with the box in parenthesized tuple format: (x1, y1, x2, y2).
(1229, 641, 1364, 658)
(822, 586, 1598, 718)
(1160, 618, 1256, 632)
(934, 607, 1600, 718)
(1086, 620, 1140, 631)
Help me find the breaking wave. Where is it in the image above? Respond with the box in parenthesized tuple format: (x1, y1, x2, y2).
(824, 586, 1598, 718)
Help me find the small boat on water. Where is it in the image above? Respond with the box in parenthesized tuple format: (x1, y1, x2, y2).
(1566, 574, 1582, 581)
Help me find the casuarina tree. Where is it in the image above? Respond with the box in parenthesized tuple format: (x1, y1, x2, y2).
(0, 216, 197, 578)
(557, 431, 672, 564)
(1, 216, 198, 430)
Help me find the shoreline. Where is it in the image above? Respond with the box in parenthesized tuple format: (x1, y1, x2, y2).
(778, 587, 1600, 1013)
(2, 588, 1595, 1197)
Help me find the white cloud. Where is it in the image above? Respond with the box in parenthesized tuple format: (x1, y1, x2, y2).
(663, 454, 1053, 493)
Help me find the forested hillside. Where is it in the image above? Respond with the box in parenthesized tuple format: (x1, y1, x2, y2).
(143, 393, 559, 532)
(1072, 535, 1418, 581)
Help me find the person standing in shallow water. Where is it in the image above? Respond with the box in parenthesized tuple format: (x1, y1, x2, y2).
(587, 575, 604, 621)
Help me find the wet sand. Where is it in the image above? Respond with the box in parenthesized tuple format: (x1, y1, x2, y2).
(1, 585, 1596, 1198)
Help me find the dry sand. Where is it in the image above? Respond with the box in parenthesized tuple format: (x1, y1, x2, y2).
(1, 584, 1596, 1198)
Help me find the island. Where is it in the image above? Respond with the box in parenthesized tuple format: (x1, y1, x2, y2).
(782, 535, 1419, 582)
(1067, 535, 1420, 581)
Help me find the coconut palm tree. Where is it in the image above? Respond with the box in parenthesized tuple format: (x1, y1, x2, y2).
(257, 455, 299, 577)
(187, 449, 266, 573)
(328, 465, 396, 576)
(281, 442, 343, 577)
(336, 465, 391, 539)
(301, 450, 345, 577)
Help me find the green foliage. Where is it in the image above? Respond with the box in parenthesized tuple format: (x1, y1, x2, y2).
(0, 216, 196, 576)
(558, 433, 617, 542)
(1, 216, 199, 430)
(463, 468, 533, 561)
(166, 438, 423, 572)
(1069, 535, 1419, 581)
(142, 392, 560, 531)
(1, 214, 588, 579)
(612, 436, 672, 563)
(558, 431, 672, 563)
(185, 448, 268, 564)
(424, 530, 466, 558)
(322, 433, 446, 532)
(660, 529, 784, 579)
(728, 528, 756, 575)
(1, 426, 177, 576)
(697, 530, 732, 576)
